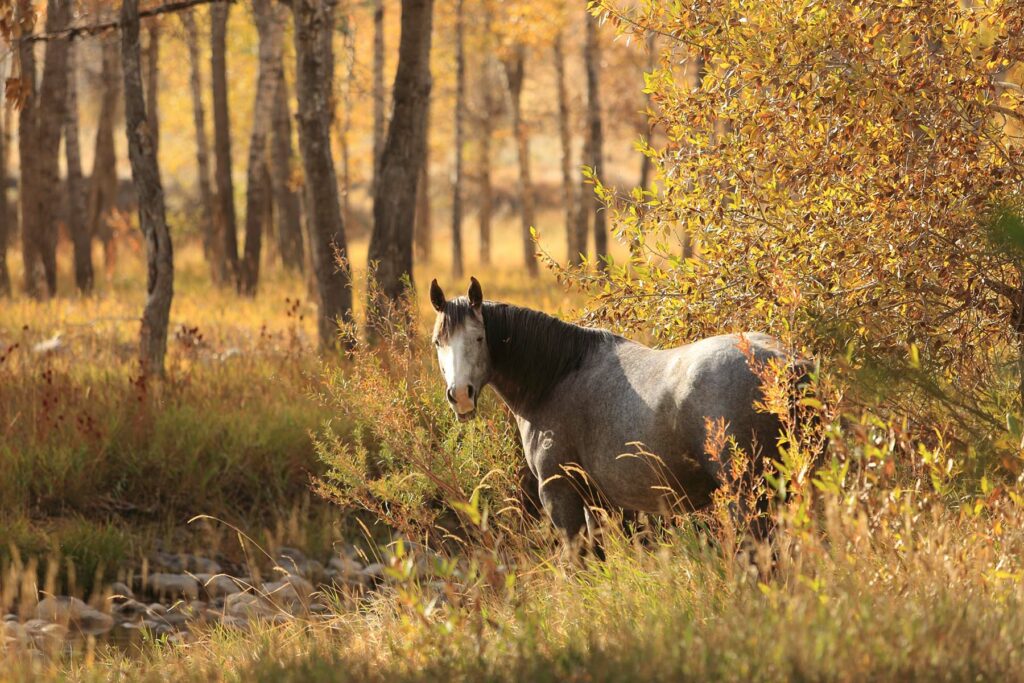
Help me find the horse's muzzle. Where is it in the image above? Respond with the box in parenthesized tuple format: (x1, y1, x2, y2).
(455, 407, 477, 422)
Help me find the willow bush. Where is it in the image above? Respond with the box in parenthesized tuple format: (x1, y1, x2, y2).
(561, 0, 1024, 485)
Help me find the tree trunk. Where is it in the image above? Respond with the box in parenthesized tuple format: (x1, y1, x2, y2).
(0, 47, 11, 297)
(211, 2, 238, 286)
(477, 106, 492, 267)
(415, 141, 431, 262)
(555, 31, 581, 265)
(504, 45, 538, 278)
(291, 0, 353, 349)
(65, 40, 93, 294)
(16, 0, 39, 297)
(449, 0, 465, 279)
(339, 22, 355, 229)
(145, 21, 160, 157)
(368, 0, 433, 312)
(181, 9, 220, 283)
(122, 0, 174, 376)
(638, 30, 656, 192)
(240, 0, 285, 296)
(88, 36, 120, 276)
(583, 8, 606, 270)
(271, 67, 304, 271)
(372, 0, 385, 194)
(20, 0, 71, 298)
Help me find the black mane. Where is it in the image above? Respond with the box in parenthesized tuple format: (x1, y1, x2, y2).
(439, 297, 616, 412)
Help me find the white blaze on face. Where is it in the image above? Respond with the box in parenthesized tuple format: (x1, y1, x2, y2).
(435, 314, 488, 416)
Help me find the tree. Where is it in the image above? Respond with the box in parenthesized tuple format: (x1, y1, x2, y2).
(211, 1, 238, 285)
(145, 20, 160, 156)
(580, 1, 1024, 450)
(239, 0, 285, 295)
(181, 8, 221, 283)
(637, 30, 655, 192)
(122, 0, 173, 376)
(87, 36, 121, 275)
(290, 0, 353, 349)
(367, 0, 434, 308)
(582, 6, 606, 269)
(271, 68, 305, 272)
(503, 44, 538, 278)
(372, 0, 385, 192)
(19, 0, 70, 298)
(65, 38, 92, 294)
(0, 54, 11, 297)
(450, 0, 465, 278)
(554, 30, 581, 264)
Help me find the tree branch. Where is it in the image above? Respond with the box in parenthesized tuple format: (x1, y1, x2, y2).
(20, 0, 235, 43)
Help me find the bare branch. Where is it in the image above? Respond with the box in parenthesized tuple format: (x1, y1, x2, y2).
(20, 0, 235, 43)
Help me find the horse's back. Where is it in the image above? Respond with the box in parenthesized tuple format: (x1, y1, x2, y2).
(566, 332, 791, 511)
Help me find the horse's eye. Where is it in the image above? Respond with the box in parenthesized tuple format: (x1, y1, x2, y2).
(477, 337, 483, 343)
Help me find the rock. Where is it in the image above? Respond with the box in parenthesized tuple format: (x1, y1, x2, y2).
(151, 552, 222, 575)
(1, 621, 30, 648)
(361, 563, 386, 582)
(146, 603, 167, 616)
(32, 333, 64, 355)
(147, 573, 200, 600)
(113, 599, 148, 621)
(194, 573, 243, 599)
(35, 596, 114, 636)
(28, 622, 68, 650)
(264, 575, 315, 610)
(223, 593, 275, 620)
(3, 613, 18, 622)
(109, 581, 134, 601)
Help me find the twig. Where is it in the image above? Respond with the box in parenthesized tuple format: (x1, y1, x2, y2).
(19, 0, 235, 43)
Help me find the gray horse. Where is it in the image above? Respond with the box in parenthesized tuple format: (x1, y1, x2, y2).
(430, 277, 804, 548)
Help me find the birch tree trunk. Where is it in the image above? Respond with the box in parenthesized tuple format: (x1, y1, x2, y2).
(449, 0, 465, 279)
(122, 0, 174, 376)
(65, 40, 93, 294)
(271, 69, 304, 271)
(211, 2, 238, 285)
(181, 9, 220, 283)
(240, 0, 285, 295)
(504, 45, 538, 278)
(367, 0, 434, 309)
(291, 0, 354, 349)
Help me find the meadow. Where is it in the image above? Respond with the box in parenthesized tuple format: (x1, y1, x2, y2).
(3, 0, 1024, 679)
(1, 211, 1024, 682)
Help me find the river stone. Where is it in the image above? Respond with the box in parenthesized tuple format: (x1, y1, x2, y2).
(109, 581, 134, 601)
(264, 575, 315, 610)
(113, 599, 148, 621)
(194, 573, 243, 598)
(1, 621, 29, 648)
(223, 593, 275, 619)
(147, 573, 200, 600)
(34, 596, 114, 636)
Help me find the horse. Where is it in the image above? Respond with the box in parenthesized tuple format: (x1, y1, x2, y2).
(429, 277, 809, 551)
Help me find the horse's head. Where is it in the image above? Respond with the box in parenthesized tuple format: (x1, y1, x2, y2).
(429, 277, 490, 422)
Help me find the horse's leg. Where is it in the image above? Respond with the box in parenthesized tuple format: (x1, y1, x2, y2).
(538, 476, 586, 552)
(584, 506, 607, 561)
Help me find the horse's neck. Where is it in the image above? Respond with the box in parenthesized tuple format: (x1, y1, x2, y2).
(483, 304, 606, 417)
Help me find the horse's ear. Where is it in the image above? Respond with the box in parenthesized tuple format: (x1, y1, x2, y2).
(468, 277, 483, 312)
(430, 279, 446, 312)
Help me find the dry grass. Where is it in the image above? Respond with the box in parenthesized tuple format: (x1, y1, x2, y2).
(2, 221, 1022, 681)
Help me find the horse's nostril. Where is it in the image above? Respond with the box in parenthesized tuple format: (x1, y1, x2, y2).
(446, 387, 455, 404)
(467, 385, 475, 400)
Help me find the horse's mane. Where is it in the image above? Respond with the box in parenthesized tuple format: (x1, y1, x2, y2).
(440, 297, 617, 410)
